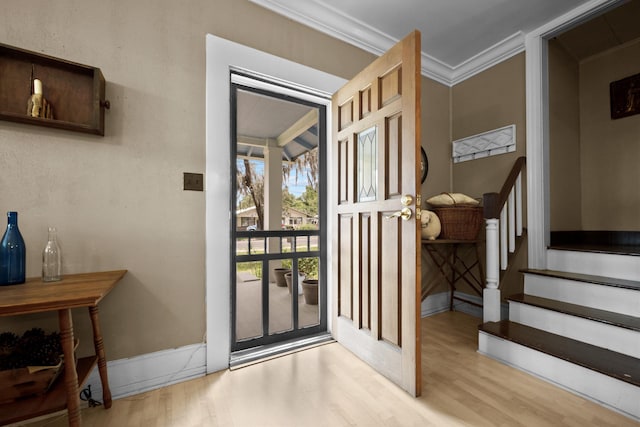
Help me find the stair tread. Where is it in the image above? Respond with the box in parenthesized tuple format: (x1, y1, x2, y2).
(522, 268, 640, 291)
(479, 320, 640, 387)
(508, 293, 640, 331)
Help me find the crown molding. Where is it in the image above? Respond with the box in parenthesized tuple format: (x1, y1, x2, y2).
(251, 0, 525, 87)
(449, 32, 525, 85)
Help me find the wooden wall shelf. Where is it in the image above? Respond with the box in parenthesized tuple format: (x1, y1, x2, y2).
(0, 43, 108, 136)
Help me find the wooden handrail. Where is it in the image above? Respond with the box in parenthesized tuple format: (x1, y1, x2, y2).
(483, 156, 526, 219)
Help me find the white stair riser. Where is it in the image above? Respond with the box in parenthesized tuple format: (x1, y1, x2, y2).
(523, 274, 640, 317)
(478, 332, 640, 421)
(509, 302, 640, 358)
(547, 249, 640, 282)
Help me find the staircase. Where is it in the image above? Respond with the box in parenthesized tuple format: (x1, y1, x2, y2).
(477, 156, 640, 420)
(479, 268, 640, 420)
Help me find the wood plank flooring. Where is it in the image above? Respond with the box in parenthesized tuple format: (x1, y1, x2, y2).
(20, 312, 639, 426)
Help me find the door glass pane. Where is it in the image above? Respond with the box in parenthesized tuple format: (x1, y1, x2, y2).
(235, 261, 263, 341)
(357, 126, 377, 202)
(299, 256, 320, 328)
(269, 260, 293, 334)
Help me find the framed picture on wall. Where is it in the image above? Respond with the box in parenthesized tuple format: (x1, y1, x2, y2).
(610, 72, 640, 120)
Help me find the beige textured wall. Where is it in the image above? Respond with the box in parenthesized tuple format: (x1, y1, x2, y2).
(1, 0, 451, 360)
(580, 40, 640, 230)
(450, 54, 527, 201)
(449, 53, 527, 298)
(548, 40, 582, 231)
(420, 78, 452, 297)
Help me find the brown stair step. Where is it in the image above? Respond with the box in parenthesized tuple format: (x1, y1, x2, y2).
(507, 293, 640, 332)
(521, 269, 640, 292)
(479, 320, 640, 387)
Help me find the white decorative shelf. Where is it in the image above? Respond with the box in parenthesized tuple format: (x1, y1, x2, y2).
(453, 124, 515, 163)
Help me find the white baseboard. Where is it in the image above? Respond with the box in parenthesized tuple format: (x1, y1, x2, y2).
(421, 291, 450, 317)
(421, 291, 504, 319)
(452, 292, 483, 318)
(84, 343, 206, 403)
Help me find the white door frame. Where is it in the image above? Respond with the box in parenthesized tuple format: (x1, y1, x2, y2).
(204, 34, 345, 373)
(525, 0, 623, 269)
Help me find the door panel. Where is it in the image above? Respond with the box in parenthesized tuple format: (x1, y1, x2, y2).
(338, 214, 353, 319)
(386, 113, 403, 198)
(380, 215, 401, 345)
(359, 212, 371, 330)
(331, 31, 422, 396)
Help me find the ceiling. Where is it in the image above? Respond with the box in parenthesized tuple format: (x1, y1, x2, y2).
(554, 0, 640, 61)
(250, 0, 632, 85)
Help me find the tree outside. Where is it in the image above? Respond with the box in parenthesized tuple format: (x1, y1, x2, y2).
(236, 149, 319, 230)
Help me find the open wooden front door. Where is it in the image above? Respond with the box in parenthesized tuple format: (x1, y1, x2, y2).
(331, 31, 422, 396)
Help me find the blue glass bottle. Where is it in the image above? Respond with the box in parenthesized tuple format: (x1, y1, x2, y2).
(0, 211, 26, 285)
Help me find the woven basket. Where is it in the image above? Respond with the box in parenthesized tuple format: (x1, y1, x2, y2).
(432, 205, 483, 240)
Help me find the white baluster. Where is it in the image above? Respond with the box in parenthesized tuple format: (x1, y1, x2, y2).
(500, 206, 507, 270)
(516, 173, 523, 236)
(508, 188, 515, 253)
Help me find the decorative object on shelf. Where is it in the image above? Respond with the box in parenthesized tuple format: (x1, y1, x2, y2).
(610, 72, 640, 120)
(0, 42, 108, 135)
(420, 147, 429, 183)
(432, 205, 483, 240)
(452, 124, 516, 163)
(0, 212, 26, 286)
(26, 68, 53, 119)
(0, 328, 77, 404)
(420, 210, 441, 240)
(426, 192, 479, 207)
(42, 227, 62, 282)
(426, 193, 482, 240)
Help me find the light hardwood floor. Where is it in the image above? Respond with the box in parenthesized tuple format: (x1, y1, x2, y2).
(23, 312, 638, 426)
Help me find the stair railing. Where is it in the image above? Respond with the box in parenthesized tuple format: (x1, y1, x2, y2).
(482, 156, 526, 322)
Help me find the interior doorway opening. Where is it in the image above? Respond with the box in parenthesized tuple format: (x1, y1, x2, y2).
(230, 71, 329, 359)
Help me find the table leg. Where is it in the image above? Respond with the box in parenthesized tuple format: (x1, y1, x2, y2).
(58, 309, 81, 427)
(449, 245, 458, 310)
(89, 306, 113, 409)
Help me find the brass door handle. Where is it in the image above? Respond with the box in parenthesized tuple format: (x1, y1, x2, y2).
(385, 207, 412, 221)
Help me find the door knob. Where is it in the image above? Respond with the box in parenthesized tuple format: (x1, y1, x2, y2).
(385, 207, 412, 221)
(401, 195, 414, 206)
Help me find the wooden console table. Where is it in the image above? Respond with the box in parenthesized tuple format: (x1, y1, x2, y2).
(0, 270, 127, 426)
(422, 239, 484, 310)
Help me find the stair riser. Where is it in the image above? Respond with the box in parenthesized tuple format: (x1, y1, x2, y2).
(523, 274, 640, 317)
(478, 332, 640, 421)
(547, 249, 640, 282)
(509, 302, 640, 358)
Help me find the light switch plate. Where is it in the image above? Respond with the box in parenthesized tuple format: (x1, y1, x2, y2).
(184, 172, 203, 191)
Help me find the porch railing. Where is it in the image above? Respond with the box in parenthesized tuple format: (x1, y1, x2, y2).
(482, 156, 526, 322)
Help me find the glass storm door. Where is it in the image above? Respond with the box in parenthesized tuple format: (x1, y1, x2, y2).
(231, 76, 327, 353)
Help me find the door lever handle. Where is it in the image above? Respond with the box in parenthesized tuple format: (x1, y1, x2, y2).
(385, 207, 412, 221)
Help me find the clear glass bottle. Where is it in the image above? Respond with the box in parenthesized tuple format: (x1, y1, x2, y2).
(42, 227, 62, 282)
(0, 211, 26, 286)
